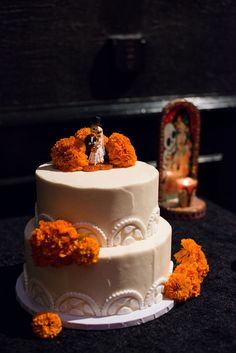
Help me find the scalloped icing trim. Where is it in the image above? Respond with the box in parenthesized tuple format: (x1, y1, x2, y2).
(55, 292, 101, 317)
(109, 218, 146, 247)
(144, 278, 166, 307)
(102, 290, 144, 316)
(35, 204, 160, 248)
(27, 262, 172, 317)
(27, 278, 54, 309)
(73, 222, 107, 247)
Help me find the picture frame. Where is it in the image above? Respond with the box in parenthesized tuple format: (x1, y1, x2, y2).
(158, 98, 205, 219)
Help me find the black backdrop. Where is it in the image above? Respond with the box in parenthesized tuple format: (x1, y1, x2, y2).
(0, 1, 236, 109)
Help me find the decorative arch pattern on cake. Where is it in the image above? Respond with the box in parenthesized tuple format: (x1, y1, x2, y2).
(34, 207, 161, 247)
(35, 204, 54, 226)
(109, 218, 146, 247)
(27, 278, 54, 309)
(144, 261, 173, 306)
(144, 279, 165, 307)
(101, 290, 144, 316)
(38, 213, 54, 223)
(55, 292, 101, 317)
(73, 222, 107, 247)
(24, 262, 173, 317)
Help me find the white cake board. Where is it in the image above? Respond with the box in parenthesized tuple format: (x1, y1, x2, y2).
(16, 273, 174, 330)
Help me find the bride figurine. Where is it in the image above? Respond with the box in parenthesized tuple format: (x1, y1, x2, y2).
(89, 117, 105, 165)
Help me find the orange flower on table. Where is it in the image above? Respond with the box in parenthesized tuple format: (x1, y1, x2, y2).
(164, 272, 192, 302)
(174, 238, 209, 281)
(73, 236, 100, 265)
(51, 136, 88, 172)
(164, 238, 209, 301)
(175, 263, 201, 298)
(106, 132, 137, 168)
(174, 238, 201, 263)
(32, 311, 62, 339)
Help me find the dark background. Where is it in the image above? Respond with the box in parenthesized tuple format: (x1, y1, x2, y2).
(0, 0, 236, 217)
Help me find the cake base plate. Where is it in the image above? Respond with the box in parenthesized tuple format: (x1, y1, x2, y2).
(16, 273, 174, 330)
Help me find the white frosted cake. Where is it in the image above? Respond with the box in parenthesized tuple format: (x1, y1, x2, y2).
(17, 124, 173, 329)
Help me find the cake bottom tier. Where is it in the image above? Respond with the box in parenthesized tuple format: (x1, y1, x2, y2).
(23, 217, 172, 318)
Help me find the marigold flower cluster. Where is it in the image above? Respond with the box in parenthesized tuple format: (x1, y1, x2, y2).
(51, 127, 136, 172)
(106, 132, 137, 168)
(31, 220, 100, 267)
(32, 311, 62, 339)
(51, 136, 88, 171)
(164, 238, 209, 301)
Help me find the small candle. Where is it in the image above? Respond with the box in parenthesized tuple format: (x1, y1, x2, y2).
(165, 170, 177, 193)
(176, 177, 198, 207)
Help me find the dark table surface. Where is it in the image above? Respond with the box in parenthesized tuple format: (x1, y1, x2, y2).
(0, 200, 236, 353)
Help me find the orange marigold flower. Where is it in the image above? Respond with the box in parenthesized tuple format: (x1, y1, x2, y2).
(175, 263, 201, 298)
(174, 238, 209, 281)
(31, 220, 100, 267)
(164, 238, 209, 302)
(51, 136, 88, 172)
(31, 220, 80, 267)
(174, 238, 200, 264)
(106, 132, 137, 168)
(32, 311, 62, 339)
(75, 127, 91, 142)
(164, 272, 192, 301)
(73, 236, 100, 265)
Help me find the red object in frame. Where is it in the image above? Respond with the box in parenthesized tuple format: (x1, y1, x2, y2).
(158, 99, 206, 219)
(158, 99, 201, 203)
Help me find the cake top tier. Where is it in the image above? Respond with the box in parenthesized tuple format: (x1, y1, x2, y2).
(36, 161, 158, 189)
(35, 160, 160, 248)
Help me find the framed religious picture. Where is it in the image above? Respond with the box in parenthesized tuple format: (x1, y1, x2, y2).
(158, 99, 206, 219)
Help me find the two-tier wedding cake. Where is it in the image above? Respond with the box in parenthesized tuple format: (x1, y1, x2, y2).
(16, 119, 174, 329)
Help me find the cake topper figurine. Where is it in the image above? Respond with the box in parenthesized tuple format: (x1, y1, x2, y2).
(87, 116, 106, 165)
